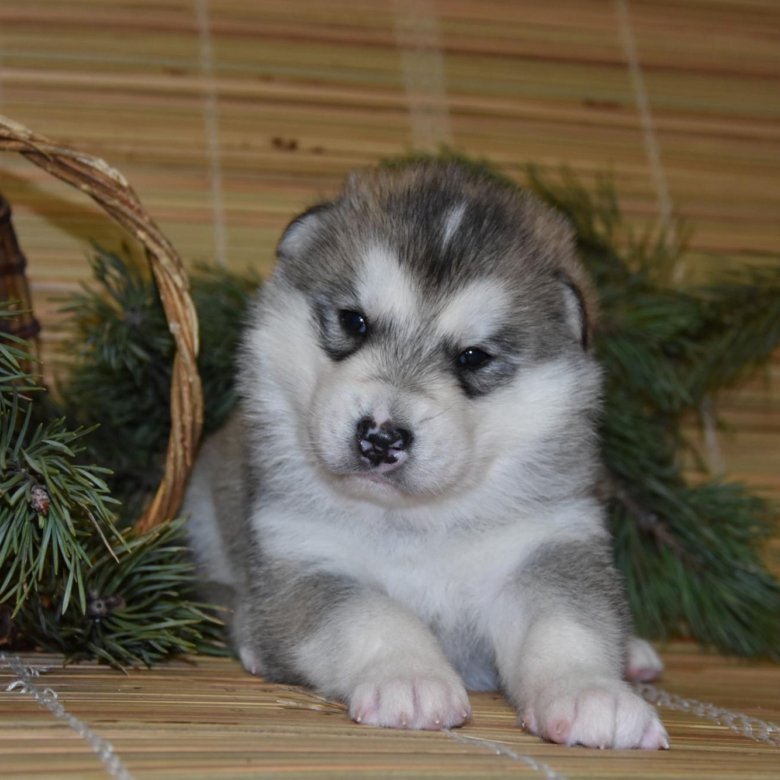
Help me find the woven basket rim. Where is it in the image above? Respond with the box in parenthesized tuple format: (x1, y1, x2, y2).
(0, 113, 203, 532)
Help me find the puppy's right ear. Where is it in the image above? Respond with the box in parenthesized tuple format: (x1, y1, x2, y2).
(277, 202, 332, 259)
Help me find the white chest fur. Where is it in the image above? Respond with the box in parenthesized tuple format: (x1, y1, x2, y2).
(253, 498, 603, 648)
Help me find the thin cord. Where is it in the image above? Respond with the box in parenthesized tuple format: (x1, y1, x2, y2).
(393, 0, 453, 152)
(194, 0, 229, 267)
(615, 0, 680, 277)
(639, 683, 780, 747)
(615, 1, 730, 470)
(445, 729, 570, 779)
(2, 653, 136, 780)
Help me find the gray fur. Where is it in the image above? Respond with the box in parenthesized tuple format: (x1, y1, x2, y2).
(240, 564, 359, 684)
(501, 539, 630, 705)
(519, 539, 630, 634)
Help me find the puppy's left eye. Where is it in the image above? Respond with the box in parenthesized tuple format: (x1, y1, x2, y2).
(339, 309, 369, 337)
(457, 347, 492, 370)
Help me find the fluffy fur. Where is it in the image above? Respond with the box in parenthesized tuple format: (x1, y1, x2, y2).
(183, 162, 668, 749)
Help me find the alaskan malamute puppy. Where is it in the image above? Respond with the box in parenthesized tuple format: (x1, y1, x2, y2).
(183, 162, 668, 749)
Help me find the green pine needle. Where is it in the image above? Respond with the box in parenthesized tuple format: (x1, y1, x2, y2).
(0, 322, 121, 617)
(57, 249, 259, 521)
(17, 519, 226, 669)
(525, 165, 780, 657)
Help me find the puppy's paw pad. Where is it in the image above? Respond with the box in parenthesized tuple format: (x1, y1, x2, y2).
(530, 679, 668, 750)
(350, 676, 470, 730)
(625, 638, 664, 683)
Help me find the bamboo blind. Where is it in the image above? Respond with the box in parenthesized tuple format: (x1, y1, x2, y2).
(0, 0, 777, 502)
(1, 645, 779, 779)
(0, 0, 778, 475)
(0, 4, 779, 776)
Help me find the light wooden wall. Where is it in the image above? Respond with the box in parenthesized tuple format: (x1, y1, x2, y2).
(0, 0, 778, 504)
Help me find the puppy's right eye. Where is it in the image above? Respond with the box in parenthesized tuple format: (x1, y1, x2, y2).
(457, 347, 492, 370)
(338, 309, 369, 337)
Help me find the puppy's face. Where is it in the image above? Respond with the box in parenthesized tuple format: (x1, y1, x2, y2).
(246, 164, 599, 509)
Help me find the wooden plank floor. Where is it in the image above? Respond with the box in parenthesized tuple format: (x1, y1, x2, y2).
(1, 645, 778, 779)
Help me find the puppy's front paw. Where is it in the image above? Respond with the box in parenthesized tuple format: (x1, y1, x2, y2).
(523, 678, 668, 750)
(350, 671, 471, 730)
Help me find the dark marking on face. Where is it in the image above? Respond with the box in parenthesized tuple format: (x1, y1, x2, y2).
(447, 326, 525, 399)
(279, 161, 595, 398)
(313, 298, 368, 362)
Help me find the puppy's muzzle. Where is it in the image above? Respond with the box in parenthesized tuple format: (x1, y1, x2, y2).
(356, 417, 413, 471)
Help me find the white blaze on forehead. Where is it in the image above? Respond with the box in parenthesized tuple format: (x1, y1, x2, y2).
(441, 202, 467, 248)
(357, 243, 420, 323)
(437, 277, 512, 344)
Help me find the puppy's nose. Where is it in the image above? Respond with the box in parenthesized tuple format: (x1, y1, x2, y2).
(356, 416, 413, 468)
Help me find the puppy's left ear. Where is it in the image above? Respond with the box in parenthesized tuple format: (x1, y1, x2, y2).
(521, 195, 596, 351)
(277, 202, 333, 260)
(557, 273, 591, 351)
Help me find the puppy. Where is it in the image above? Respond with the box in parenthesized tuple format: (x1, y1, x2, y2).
(183, 162, 668, 749)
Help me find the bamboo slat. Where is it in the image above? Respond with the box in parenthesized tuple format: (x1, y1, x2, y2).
(1, 646, 779, 779)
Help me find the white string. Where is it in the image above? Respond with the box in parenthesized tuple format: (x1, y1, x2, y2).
(1, 653, 136, 780)
(0, 22, 5, 110)
(393, 0, 453, 152)
(276, 686, 568, 777)
(445, 729, 569, 779)
(614, 0, 731, 470)
(614, 0, 680, 279)
(194, 0, 228, 267)
(699, 394, 726, 475)
(639, 683, 780, 747)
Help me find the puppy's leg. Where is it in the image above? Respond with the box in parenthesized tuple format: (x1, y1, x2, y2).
(245, 571, 470, 730)
(489, 540, 668, 749)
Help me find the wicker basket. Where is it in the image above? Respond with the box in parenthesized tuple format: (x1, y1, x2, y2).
(0, 114, 203, 532)
(0, 193, 41, 347)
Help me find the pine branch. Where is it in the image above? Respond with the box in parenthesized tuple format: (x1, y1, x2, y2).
(684, 266, 780, 401)
(57, 248, 259, 520)
(0, 309, 121, 618)
(16, 518, 226, 668)
(191, 263, 260, 436)
(0, 302, 40, 405)
(1, 308, 226, 664)
(525, 167, 780, 656)
(57, 249, 174, 518)
(613, 480, 779, 656)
